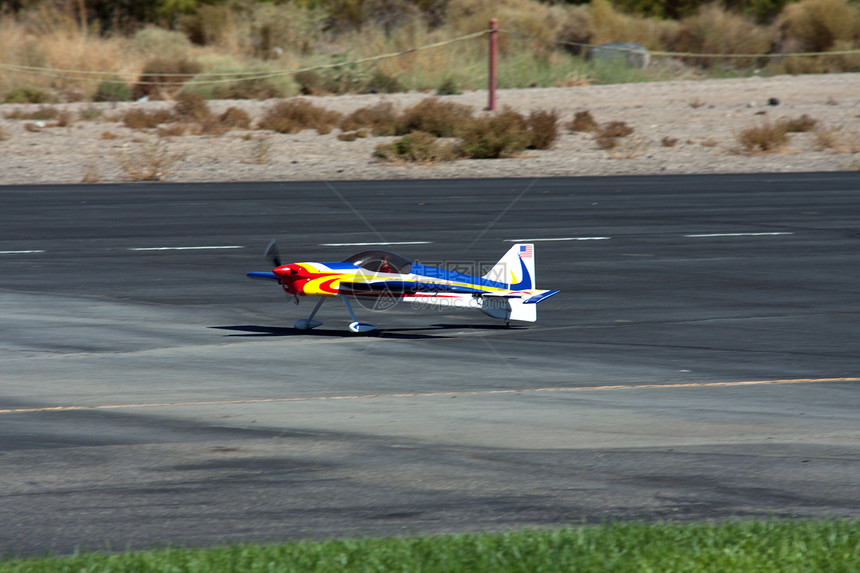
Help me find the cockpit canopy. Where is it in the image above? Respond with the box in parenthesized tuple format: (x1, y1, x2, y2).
(344, 250, 413, 274)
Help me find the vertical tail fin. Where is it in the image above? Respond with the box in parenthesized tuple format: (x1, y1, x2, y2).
(482, 243, 535, 290)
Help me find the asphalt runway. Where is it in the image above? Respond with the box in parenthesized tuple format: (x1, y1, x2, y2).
(1, 173, 859, 556)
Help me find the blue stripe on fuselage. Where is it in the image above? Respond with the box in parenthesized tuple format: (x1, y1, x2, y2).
(411, 258, 531, 291)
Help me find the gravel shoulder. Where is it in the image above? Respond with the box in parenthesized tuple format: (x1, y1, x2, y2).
(0, 73, 858, 185)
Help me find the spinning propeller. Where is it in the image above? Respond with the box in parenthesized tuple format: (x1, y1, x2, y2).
(264, 239, 282, 268)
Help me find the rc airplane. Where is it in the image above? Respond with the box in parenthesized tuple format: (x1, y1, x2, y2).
(247, 241, 559, 333)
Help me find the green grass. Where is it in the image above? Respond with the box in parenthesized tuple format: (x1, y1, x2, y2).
(2, 520, 858, 573)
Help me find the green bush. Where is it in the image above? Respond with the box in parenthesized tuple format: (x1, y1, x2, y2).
(2, 86, 53, 104)
(93, 79, 132, 102)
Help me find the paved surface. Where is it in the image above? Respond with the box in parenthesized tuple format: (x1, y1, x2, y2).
(1, 173, 859, 556)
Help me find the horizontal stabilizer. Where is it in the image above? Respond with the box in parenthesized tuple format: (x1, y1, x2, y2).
(524, 290, 560, 304)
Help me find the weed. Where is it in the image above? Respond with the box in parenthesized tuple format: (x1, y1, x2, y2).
(600, 121, 635, 138)
(4, 106, 60, 121)
(396, 98, 474, 137)
(218, 107, 251, 130)
(134, 58, 202, 100)
(662, 136, 679, 147)
(157, 124, 187, 138)
(173, 91, 211, 123)
(689, 99, 706, 109)
(365, 70, 405, 94)
(374, 131, 458, 163)
(100, 131, 118, 140)
(340, 102, 399, 135)
(81, 162, 101, 183)
(436, 78, 461, 96)
(567, 111, 598, 132)
(118, 141, 185, 181)
(259, 99, 342, 134)
(338, 130, 369, 141)
(736, 120, 789, 152)
(79, 106, 104, 121)
(815, 125, 860, 153)
(245, 137, 273, 164)
(780, 114, 818, 132)
(122, 108, 172, 129)
(94, 79, 132, 102)
(2, 86, 53, 104)
(458, 109, 532, 159)
(526, 110, 560, 150)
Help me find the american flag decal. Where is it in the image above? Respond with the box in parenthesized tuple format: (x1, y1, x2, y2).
(519, 244, 533, 258)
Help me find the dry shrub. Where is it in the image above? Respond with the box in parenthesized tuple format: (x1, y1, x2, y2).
(446, 0, 565, 55)
(340, 102, 399, 135)
(245, 137, 272, 164)
(780, 114, 818, 132)
(606, 135, 648, 158)
(673, 4, 775, 67)
(815, 125, 860, 152)
(778, 0, 859, 53)
(458, 109, 532, 159)
(4, 105, 60, 120)
(589, 0, 681, 49)
(122, 108, 172, 129)
(662, 136, 679, 147)
(218, 107, 251, 129)
(396, 98, 474, 137)
(526, 110, 560, 150)
(100, 131, 118, 140)
(173, 91, 211, 123)
(736, 120, 789, 153)
(118, 141, 185, 181)
(595, 122, 635, 150)
(338, 130, 369, 141)
(567, 110, 598, 132)
(157, 124, 187, 138)
(134, 58, 202, 100)
(374, 131, 458, 164)
(689, 99, 706, 109)
(259, 99, 342, 134)
(81, 163, 101, 183)
(0, 125, 8, 142)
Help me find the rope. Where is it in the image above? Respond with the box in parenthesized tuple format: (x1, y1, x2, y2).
(501, 28, 860, 59)
(0, 30, 488, 86)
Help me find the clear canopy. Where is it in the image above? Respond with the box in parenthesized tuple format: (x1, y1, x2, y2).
(344, 250, 413, 274)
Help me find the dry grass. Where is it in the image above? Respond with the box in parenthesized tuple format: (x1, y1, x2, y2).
(526, 110, 560, 150)
(780, 114, 818, 133)
(661, 136, 679, 147)
(815, 125, 860, 153)
(458, 109, 532, 159)
(595, 120, 635, 150)
(340, 102, 400, 136)
(736, 120, 790, 153)
(80, 162, 101, 183)
(244, 136, 272, 164)
(396, 98, 474, 138)
(567, 110, 599, 132)
(122, 108, 172, 129)
(374, 131, 458, 163)
(117, 141, 185, 181)
(259, 99, 342, 134)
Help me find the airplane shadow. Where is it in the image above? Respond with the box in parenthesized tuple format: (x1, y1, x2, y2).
(211, 322, 526, 340)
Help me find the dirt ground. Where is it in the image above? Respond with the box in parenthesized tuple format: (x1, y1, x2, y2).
(0, 73, 858, 185)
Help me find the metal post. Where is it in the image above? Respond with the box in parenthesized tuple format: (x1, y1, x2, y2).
(488, 18, 498, 111)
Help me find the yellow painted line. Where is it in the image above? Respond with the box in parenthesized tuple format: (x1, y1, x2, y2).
(1, 377, 857, 415)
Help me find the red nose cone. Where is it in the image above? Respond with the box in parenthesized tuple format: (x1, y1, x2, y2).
(273, 264, 299, 279)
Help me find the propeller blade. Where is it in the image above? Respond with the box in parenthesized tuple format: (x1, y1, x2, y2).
(264, 239, 282, 268)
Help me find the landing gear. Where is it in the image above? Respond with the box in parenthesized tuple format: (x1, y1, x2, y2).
(294, 298, 325, 331)
(293, 297, 377, 333)
(342, 296, 377, 333)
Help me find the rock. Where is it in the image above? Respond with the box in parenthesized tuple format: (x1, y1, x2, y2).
(587, 42, 650, 69)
